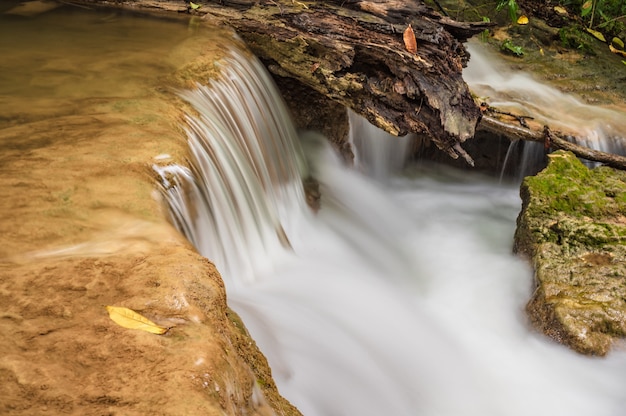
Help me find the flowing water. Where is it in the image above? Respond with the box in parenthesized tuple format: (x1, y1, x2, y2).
(4, 5, 626, 415)
(160, 39, 626, 416)
(464, 41, 626, 178)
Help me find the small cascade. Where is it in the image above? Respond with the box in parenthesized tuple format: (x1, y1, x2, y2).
(464, 41, 626, 178)
(348, 110, 414, 180)
(154, 49, 308, 285)
(155, 43, 626, 416)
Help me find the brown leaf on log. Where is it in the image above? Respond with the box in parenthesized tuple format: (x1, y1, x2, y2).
(72, 0, 495, 165)
(403, 24, 417, 54)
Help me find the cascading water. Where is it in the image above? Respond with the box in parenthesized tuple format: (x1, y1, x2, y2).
(348, 110, 414, 180)
(464, 41, 626, 179)
(154, 50, 308, 285)
(157, 45, 626, 415)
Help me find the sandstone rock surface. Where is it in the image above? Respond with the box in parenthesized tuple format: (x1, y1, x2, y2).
(0, 17, 299, 415)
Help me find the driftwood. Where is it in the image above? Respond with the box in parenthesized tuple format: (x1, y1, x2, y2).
(71, 0, 493, 163)
(479, 115, 626, 170)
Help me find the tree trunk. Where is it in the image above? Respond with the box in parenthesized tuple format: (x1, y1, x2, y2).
(71, 0, 492, 163)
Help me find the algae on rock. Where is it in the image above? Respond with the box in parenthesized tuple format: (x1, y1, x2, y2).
(514, 150, 626, 355)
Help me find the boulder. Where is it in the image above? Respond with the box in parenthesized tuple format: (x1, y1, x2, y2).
(514, 150, 626, 355)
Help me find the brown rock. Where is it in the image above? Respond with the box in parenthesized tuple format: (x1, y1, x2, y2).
(514, 151, 626, 355)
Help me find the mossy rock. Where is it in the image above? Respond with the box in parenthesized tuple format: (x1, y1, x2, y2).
(515, 150, 626, 355)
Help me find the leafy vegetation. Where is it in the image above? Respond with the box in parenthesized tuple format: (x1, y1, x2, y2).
(427, 0, 626, 64)
(500, 38, 524, 55)
(550, 0, 625, 55)
(561, 0, 626, 36)
(558, 25, 597, 52)
(496, 0, 519, 24)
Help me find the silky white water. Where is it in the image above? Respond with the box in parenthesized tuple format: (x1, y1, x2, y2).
(158, 46, 626, 415)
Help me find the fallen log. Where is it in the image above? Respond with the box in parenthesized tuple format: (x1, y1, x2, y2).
(479, 115, 626, 171)
(70, 0, 493, 163)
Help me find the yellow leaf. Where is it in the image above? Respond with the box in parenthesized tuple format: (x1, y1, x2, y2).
(586, 28, 606, 43)
(106, 306, 168, 335)
(554, 6, 568, 16)
(189, 1, 200, 9)
(582, 1, 592, 10)
(517, 15, 529, 25)
(612, 37, 625, 50)
(609, 44, 626, 58)
(403, 24, 417, 55)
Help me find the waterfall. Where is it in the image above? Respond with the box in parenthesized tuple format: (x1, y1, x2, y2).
(464, 41, 626, 178)
(154, 50, 308, 285)
(157, 46, 626, 416)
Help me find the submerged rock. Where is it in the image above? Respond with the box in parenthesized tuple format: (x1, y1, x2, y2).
(514, 150, 626, 355)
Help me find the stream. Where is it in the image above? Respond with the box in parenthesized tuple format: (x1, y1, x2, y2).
(161, 33, 626, 416)
(2, 5, 626, 416)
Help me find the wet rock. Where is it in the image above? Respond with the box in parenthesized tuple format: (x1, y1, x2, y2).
(0, 239, 297, 416)
(514, 150, 626, 355)
(0, 25, 301, 413)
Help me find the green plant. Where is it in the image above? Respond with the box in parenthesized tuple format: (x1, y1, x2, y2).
(560, 0, 626, 38)
(501, 38, 524, 56)
(496, 0, 519, 24)
(581, 0, 595, 25)
(480, 16, 491, 42)
(558, 26, 596, 53)
(496, 0, 518, 23)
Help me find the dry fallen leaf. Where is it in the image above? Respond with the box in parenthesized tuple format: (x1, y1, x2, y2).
(554, 6, 568, 16)
(609, 44, 626, 58)
(586, 28, 606, 43)
(403, 24, 417, 55)
(106, 306, 168, 335)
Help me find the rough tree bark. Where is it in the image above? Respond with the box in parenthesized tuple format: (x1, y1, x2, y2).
(71, 0, 492, 164)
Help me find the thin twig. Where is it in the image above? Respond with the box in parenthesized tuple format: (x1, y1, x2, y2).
(481, 103, 534, 128)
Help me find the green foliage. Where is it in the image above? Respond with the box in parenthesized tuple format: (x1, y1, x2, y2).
(558, 26, 596, 53)
(581, 0, 593, 18)
(559, 0, 626, 37)
(500, 38, 524, 56)
(560, 0, 626, 17)
(496, 0, 519, 24)
(480, 16, 491, 42)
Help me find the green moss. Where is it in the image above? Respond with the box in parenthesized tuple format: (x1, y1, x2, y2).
(523, 151, 626, 219)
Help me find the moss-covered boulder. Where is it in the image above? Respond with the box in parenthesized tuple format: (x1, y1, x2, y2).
(514, 150, 626, 355)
